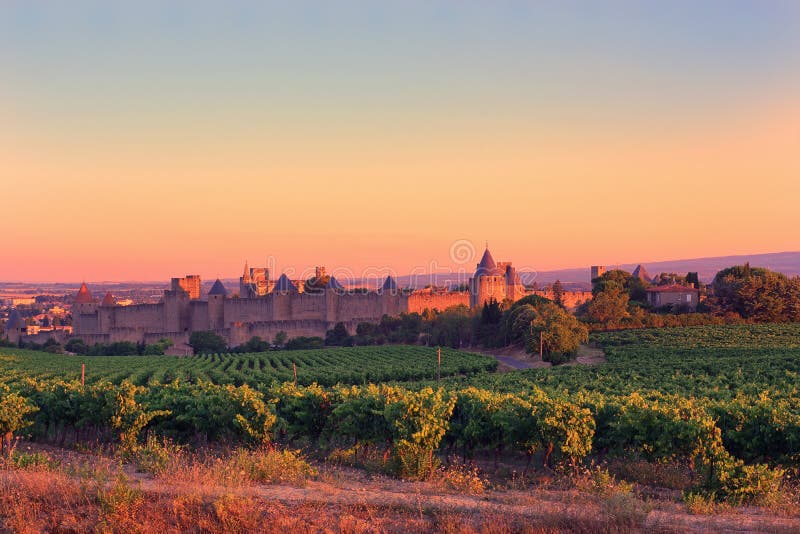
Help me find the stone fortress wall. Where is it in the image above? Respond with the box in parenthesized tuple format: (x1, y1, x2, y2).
(56, 249, 593, 348)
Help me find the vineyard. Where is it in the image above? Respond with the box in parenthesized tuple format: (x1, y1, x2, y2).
(1, 323, 800, 504)
(0, 345, 497, 388)
(460, 323, 800, 399)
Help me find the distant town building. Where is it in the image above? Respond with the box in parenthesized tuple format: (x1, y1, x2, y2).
(646, 284, 699, 311)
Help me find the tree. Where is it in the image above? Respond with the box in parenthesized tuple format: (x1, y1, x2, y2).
(586, 288, 630, 325)
(285, 336, 325, 350)
(42, 338, 63, 354)
(552, 280, 564, 308)
(593, 269, 648, 304)
(65, 338, 89, 355)
(712, 264, 793, 322)
(237, 336, 269, 353)
(592, 269, 629, 295)
(143, 338, 174, 355)
(475, 299, 503, 346)
(527, 303, 588, 364)
(325, 322, 350, 346)
(273, 331, 288, 348)
(429, 306, 473, 348)
(188, 331, 227, 354)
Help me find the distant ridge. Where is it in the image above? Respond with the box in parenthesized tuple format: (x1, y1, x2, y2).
(395, 251, 800, 290)
(523, 251, 800, 288)
(5, 252, 799, 290)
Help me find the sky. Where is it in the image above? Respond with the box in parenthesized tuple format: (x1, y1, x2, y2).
(2, 1, 799, 282)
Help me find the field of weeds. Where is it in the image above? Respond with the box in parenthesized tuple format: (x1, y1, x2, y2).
(2, 441, 799, 533)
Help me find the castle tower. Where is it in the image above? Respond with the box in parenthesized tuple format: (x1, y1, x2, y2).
(98, 292, 116, 332)
(4, 309, 27, 344)
(163, 281, 192, 332)
(380, 276, 398, 295)
(243, 261, 251, 283)
(469, 247, 507, 308)
(272, 274, 298, 319)
(324, 276, 345, 323)
(590, 266, 606, 281)
(208, 279, 227, 330)
(170, 275, 201, 300)
(72, 282, 99, 335)
(240, 261, 252, 297)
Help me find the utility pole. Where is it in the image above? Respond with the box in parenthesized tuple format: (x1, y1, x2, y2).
(81, 363, 85, 386)
(293, 362, 298, 387)
(539, 331, 543, 359)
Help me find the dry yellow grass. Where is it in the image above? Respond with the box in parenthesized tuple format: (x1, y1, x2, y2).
(2, 443, 799, 533)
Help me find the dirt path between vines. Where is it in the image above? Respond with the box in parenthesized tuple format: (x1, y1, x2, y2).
(478, 344, 607, 371)
(573, 344, 607, 366)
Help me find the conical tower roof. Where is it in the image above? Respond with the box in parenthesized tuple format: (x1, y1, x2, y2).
(74, 282, 94, 304)
(382, 276, 398, 291)
(208, 279, 228, 296)
(101, 292, 116, 306)
(475, 247, 501, 277)
(326, 276, 345, 291)
(273, 274, 298, 293)
(242, 261, 251, 282)
(632, 264, 652, 283)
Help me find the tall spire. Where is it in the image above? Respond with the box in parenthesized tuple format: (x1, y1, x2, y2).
(242, 260, 251, 282)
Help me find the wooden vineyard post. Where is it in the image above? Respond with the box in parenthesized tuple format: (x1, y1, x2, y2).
(81, 363, 85, 386)
(437, 346, 441, 384)
(293, 361, 298, 387)
(539, 331, 543, 359)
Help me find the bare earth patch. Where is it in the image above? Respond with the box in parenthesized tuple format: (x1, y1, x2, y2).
(476, 343, 606, 371)
(572, 344, 607, 366)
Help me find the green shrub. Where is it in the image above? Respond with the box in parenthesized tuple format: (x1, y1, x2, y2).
(0, 386, 38, 457)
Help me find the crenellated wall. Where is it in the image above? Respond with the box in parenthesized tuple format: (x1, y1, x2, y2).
(70, 283, 575, 349)
(111, 303, 164, 331)
(533, 289, 593, 311)
(407, 291, 469, 313)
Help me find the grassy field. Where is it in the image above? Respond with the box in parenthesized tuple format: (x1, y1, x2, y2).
(0, 345, 497, 388)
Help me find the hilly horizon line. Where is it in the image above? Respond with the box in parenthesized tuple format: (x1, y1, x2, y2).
(3, 250, 799, 286)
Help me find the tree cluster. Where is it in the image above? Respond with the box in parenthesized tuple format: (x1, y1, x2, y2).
(705, 263, 800, 323)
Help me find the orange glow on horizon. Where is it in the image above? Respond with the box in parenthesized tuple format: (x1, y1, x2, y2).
(2, 92, 799, 282)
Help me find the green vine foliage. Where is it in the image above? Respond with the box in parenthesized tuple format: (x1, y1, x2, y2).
(0, 384, 38, 456)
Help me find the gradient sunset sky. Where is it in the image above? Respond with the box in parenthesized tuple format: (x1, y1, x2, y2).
(2, 1, 799, 282)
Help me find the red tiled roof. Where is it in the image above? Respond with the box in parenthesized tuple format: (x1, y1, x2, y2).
(74, 283, 95, 304)
(646, 284, 698, 293)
